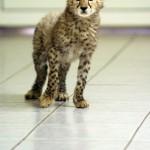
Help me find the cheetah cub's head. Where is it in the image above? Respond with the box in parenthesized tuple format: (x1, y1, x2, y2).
(67, 0, 103, 18)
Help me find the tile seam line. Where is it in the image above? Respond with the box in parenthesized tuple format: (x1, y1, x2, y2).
(123, 111, 150, 150)
(0, 62, 32, 85)
(10, 103, 64, 150)
(87, 35, 136, 82)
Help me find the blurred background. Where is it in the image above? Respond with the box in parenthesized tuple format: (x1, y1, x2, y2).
(0, 0, 150, 27)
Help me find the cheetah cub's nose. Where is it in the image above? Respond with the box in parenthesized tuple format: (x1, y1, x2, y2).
(80, 7, 88, 12)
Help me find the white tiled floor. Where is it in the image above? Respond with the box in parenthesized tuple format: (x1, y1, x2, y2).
(0, 29, 150, 150)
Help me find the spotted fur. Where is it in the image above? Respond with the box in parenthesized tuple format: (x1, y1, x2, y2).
(25, 0, 103, 108)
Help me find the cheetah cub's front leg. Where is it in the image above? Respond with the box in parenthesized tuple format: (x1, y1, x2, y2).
(55, 63, 70, 102)
(40, 48, 59, 108)
(73, 53, 92, 108)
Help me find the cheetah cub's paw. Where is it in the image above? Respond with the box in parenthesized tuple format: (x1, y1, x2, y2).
(55, 92, 69, 102)
(74, 100, 89, 109)
(25, 90, 41, 100)
(39, 95, 54, 108)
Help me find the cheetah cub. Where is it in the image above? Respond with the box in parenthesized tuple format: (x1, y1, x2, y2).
(25, 0, 103, 108)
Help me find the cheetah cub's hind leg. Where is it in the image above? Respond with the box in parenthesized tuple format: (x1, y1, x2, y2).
(25, 89, 41, 100)
(55, 63, 70, 102)
(25, 61, 47, 100)
(25, 63, 47, 100)
(25, 28, 47, 100)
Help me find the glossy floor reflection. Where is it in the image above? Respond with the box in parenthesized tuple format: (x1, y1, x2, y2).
(0, 28, 150, 150)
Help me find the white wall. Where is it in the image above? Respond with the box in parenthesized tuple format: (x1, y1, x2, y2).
(0, 0, 150, 27)
(0, 0, 2, 8)
(4, 0, 65, 8)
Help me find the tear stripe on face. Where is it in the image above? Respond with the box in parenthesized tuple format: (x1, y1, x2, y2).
(88, 1, 92, 8)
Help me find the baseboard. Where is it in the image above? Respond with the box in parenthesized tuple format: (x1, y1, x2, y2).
(0, 10, 150, 27)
